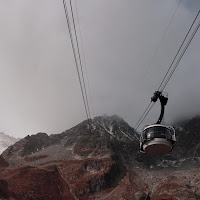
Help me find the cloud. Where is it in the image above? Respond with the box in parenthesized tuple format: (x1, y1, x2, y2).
(181, 0, 200, 13)
(0, 0, 200, 137)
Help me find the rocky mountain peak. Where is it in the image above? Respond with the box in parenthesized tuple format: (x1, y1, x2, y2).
(2, 132, 61, 160)
(91, 115, 138, 142)
(1, 116, 200, 199)
(93, 114, 126, 124)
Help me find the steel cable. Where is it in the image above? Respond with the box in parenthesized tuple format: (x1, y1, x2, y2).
(74, 0, 96, 118)
(134, 10, 200, 132)
(161, 19, 200, 91)
(134, 102, 153, 130)
(69, 0, 91, 120)
(62, 0, 90, 125)
(134, 102, 155, 131)
(157, 11, 200, 91)
(134, 2, 183, 132)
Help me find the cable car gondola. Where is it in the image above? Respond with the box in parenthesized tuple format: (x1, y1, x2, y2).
(140, 91, 176, 156)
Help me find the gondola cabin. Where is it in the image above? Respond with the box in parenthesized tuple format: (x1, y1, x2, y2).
(140, 124, 176, 156)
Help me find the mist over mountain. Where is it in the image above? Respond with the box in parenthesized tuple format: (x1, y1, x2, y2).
(1, 115, 200, 199)
(0, 132, 19, 154)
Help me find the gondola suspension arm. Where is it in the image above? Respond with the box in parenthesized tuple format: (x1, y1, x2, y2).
(151, 91, 168, 124)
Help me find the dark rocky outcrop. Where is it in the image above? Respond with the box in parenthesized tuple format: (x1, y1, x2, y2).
(2, 132, 60, 159)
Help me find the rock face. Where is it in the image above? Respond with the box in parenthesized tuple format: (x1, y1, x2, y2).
(1, 115, 200, 199)
(2, 132, 60, 160)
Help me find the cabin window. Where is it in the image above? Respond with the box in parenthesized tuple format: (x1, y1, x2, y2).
(143, 126, 173, 140)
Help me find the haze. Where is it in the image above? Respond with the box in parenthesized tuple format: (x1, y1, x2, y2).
(0, 0, 199, 137)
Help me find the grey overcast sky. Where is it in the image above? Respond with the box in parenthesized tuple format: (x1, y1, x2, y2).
(0, 0, 200, 137)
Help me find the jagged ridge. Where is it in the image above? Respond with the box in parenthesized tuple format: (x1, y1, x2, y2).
(1, 115, 200, 199)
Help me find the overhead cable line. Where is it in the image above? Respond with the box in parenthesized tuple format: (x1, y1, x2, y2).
(161, 18, 200, 91)
(133, 1, 182, 132)
(134, 102, 155, 131)
(68, 0, 91, 120)
(157, 10, 200, 91)
(74, 0, 96, 118)
(134, 10, 200, 131)
(62, 0, 90, 124)
(144, 0, 182, 84)
(134, 102, 153, 130)
(161, 17, 200, 90)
